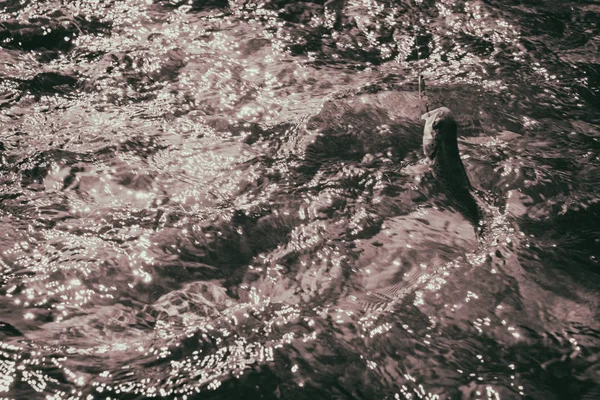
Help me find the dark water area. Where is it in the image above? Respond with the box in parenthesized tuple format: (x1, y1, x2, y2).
(0, 0, 598, 399)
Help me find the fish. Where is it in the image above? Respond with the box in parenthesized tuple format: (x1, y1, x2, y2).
(421, 107, 483, 229)
(354, 107, 495, 314)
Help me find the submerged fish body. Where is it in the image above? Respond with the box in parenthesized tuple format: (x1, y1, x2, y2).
(421, 107, 482, 227)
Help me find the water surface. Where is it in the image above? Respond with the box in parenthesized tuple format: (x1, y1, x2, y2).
(0, 1, 598, 399)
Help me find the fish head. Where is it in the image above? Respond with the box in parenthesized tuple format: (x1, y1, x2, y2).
(420, 107, 457, 159)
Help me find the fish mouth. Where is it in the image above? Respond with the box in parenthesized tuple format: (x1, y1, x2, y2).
(421, 107, 453, 125)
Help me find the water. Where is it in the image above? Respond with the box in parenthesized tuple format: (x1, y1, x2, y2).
(0, 0, 598, 399)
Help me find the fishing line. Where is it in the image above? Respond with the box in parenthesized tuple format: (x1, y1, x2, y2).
(413, 0, 429, 113)
(415, 27, 429, 113)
